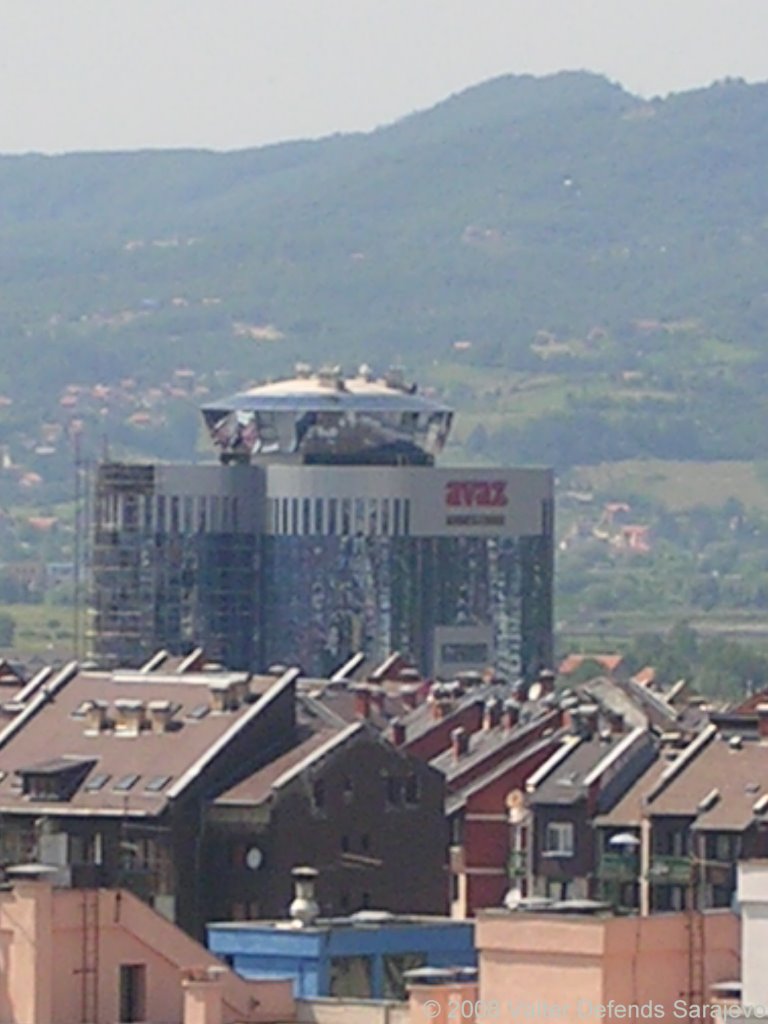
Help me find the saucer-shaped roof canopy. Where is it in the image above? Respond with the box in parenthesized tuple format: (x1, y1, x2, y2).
(202, 367, 451, 417)
(201, 366, 453, 464)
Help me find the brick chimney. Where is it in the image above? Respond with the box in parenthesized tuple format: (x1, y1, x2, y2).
(606, 709, 624, 734)
(452, 726, 469, 760)
(353, 685, 372, 720)
(501, 699, 520, 730)
(538, 669, 556, 696)
(400, 684, 420, 710)
(147, 699, 173, 734)
(84, 699, 109, 735)
(209, 682, 236, 714)
(390, 718, 406, 746)
(113, 698, 146, 736)
(757, 704, 768, 741)
(429, 684, 453, 720)
(483, 698, 502, 731)
(369, 686, 386, 716)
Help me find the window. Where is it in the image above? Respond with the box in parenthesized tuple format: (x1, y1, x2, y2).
(341, 499, 351, 533)
(119, 964, 146, 1023)
(341, 835, 350, 853)
(544, 822, 574, 857)
(404, 773, 420, 805)
(343, 776, 353, 802)
(84, 773, 110, 792)
(312, 780, 326, 812)
(144, 775, 171, 793)
(114, 774, 140, 792)
(361, 834, 370, 853)
(385, 775, 402, 807)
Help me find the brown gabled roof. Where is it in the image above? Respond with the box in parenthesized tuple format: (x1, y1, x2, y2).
(728, 688, 768, 715)
(0, 665, 294, 817)
(299, 681, 425, 731)
(430, 708, 560, 784)
(649, 733, 768, 831)
(214, 724, 351, 806)
(593, 755, 667, 828)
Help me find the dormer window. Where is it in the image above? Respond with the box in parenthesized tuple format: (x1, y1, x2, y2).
(16, 757, 96, 802)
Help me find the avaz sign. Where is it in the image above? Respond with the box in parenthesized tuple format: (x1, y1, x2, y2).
(445, 480, 508, 508)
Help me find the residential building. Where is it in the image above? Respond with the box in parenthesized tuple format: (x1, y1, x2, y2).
(0, 655, 298, 937)
(526, 704, 656, 900)
(596, 706, 768, 913)
(204, 719, 448, 920)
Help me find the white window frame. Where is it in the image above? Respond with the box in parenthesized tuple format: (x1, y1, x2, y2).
(544, 821, 575, 857)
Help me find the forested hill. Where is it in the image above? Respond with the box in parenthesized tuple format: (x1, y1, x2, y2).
(2, 70, 768, 473)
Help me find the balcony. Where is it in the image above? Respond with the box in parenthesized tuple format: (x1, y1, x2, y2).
(508, 850, 527, 879)
(648, 854, 694, 885)
(597, 852, 639, 883)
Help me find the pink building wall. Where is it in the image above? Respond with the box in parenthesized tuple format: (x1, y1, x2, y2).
(0, 878, 295, 1024)
(411, 910, 740, 1024)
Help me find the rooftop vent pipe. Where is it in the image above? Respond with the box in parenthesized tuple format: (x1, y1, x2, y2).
(289, 866, 320, 927)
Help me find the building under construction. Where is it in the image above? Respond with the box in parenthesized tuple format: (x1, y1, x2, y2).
(90, 367, 554, 678)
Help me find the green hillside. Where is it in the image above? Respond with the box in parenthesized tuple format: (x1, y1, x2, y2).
(1, 70, 768, 477)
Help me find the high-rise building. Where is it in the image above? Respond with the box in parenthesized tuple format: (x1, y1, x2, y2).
(90, 367, 553, 678)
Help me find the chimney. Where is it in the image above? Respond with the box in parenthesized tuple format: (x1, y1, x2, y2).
(757, 704, 768, 741)
(229, 676, 249, 706)
(289, 866, 320, 927)
(429, 683, 453, 720)
(113, 698, 146, 736)
(400, 684, 420, 710)
(538, 669, 556, 696)
(369, 685, 386, 715)
(209, 681, 235, 713)
(353, 685, 372, 720)
(147, 699, 173, 734)
(390, 718, 406, 746)
(578, 703, 599, 738)
(84, 699, 109, 735)
(502, 699, 520, 730)
(483, 697, 502, 731)
(452, 726, 469, 760)
(606, 709, 624, 734)
(182, 966, 226, 1024)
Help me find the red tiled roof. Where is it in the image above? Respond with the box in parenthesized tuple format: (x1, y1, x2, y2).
(559, 654, 623, 676)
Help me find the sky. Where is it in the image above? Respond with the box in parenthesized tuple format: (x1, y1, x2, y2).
(1, 0, 767, 154)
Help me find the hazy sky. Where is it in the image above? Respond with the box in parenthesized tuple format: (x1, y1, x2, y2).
(1, 0, 766, 154)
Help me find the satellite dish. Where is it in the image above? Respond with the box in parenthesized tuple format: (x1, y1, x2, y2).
(506, 789, 528, 824)
(246, 847, 264, 871)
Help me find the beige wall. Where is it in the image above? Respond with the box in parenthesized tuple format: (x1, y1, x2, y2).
(298, 997, 410, 1024)
(473, 909, 739, 1024)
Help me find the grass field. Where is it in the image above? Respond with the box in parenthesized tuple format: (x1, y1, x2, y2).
(568, 459, 768, 512)
(0, 603, 75, 661)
